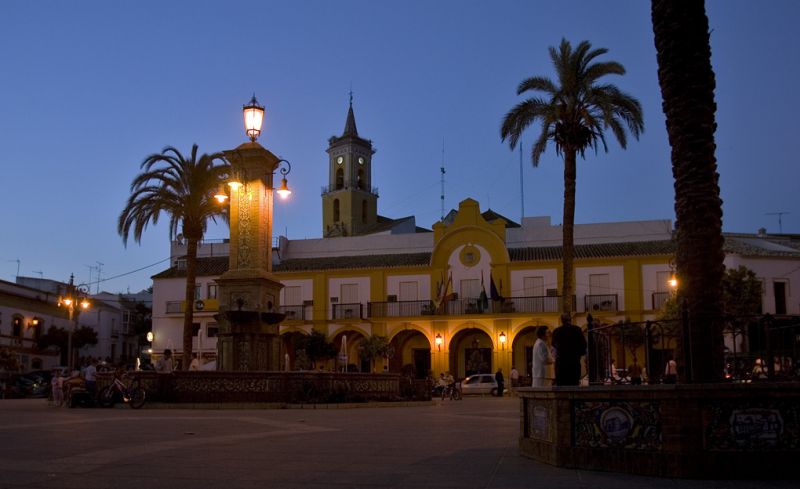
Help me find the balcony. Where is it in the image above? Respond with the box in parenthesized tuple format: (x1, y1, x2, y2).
(279, 305, 306, 321)
(584, 294, 619, 312)
(365, 295, 575, 318)
(652, 291, 670, 311)
(165, 299, 220, 315)
(321, 181, 379, 197)
(368, 300, 435, 318)
(332, 303, 363, 320)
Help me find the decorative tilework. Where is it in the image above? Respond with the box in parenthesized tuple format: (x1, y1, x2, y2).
(704, 400, 800, 450)
(572, 400, 662, 450)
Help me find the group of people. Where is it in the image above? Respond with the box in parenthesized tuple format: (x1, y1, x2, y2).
(529, 320, 588, 387)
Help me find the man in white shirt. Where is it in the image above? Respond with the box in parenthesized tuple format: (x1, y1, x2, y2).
(531, 327, 552, 387)
(83, 359, 97, 395)
(156, 349, 175, 374)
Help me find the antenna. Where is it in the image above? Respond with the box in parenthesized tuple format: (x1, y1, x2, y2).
(440, 139, 446, 221)
(96, 261, 104, 293)
(765, 212, 789, 233)
(7, 259, 20, 279)
(32, 270, 43, 279)
(85, 264, 97, 287)
(519, 140, 525, 222)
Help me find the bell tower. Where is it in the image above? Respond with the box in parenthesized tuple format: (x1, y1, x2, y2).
(322, 98, 378, 237)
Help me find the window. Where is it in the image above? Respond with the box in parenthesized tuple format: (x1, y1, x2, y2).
(192, 323, 201, 337)
(206, 324, 218, 338)
(284, 286, 302, 306)
(460, 279, 481, 299)
(774, 280, 787, 315)
(335, 168, 344, 189)
(523, 276, 544, 297)
(656, 271, 671, 293)
(589, 274, 611, 295)
(333, 199, 340, 222)
(12, 316, 23, 338)
(357, 169, 365, 190)
(399, 281, 419, 301)
(341, 284, 359, 304)
(194, 284, 201, 300)
(207, 284, 218, 300)
(362, 199, 367, 224)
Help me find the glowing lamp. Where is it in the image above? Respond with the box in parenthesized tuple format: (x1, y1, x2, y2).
(214, 185, 228, 203)
(435, 333, 443, 352)
(146, 331, 154, 343)
(80, 299, 90, 309)
(499, 332, 507, 344)
(243, 94, 265, 142)
(61, 297, 73, 307)
(669, 276, 678, 289)
(276, 177, 292, 199)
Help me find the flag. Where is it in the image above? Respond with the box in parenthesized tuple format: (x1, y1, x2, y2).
(490, 273, 503, 302)
(478, 271, 489, 311)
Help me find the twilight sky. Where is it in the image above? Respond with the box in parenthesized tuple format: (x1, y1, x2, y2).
(1, 0, 798, 293)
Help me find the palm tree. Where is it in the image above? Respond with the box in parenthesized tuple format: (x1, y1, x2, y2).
(501, 39, 644, 322)
(651, 0, 725, 383)
(119, 144, 229, 369)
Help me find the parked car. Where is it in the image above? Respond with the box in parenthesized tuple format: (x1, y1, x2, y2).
(460, 373, 498, 396)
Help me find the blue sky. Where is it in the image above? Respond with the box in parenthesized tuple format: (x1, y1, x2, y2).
(1, 0, 798, 293)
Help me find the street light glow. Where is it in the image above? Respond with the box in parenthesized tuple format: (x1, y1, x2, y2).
(243, 94, 265, 142)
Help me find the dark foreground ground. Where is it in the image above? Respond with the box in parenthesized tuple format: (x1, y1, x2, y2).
(0, 397, 795, 489)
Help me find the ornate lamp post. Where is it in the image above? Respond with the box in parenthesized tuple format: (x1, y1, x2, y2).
(213, 94, 294, 371)
(58, 274, 90, 371)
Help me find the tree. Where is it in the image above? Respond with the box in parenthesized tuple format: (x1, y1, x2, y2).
(358, 335, 394, 373)
(118, 296, 153, 352)
(501, 39, 643, 321)
(119, 145, 229, 369)
(294, 330, 336, 369)
(652, 1, 725, 382)
(38, 325, 98, 365)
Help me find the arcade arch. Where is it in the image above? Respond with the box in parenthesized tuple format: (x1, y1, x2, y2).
(389, 329, 430, 379)
(448, 328, 494, 379)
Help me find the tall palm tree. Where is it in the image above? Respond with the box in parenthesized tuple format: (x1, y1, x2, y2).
(652, 0, 724, 383)
(501, 39, 644, 322)
(119, 144, 229, 369)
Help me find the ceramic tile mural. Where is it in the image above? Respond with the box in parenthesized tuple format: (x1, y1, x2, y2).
(704, 400, 800, 450)
(572, 400, 662, 449)
(527, 401, 553, 442)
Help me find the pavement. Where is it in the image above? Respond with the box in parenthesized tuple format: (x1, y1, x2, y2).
(0, 396, 796, 489)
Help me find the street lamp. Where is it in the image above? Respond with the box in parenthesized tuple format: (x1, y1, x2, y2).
(435, 333, 443, 352)
(275, 159, 292, 199)
(57, 274, 90, 371)
(243, 94, 265, 142)
(499, 332, 507, 350)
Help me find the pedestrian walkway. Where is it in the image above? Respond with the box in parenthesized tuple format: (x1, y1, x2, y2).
(0, 397, 795, 488)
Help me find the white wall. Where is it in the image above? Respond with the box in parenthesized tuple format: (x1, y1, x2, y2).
(641, 263, 672, 309)
(386, 274, 431, 301)
(509, 269, 558, 297)
(447, 244, 493, 298)
(327, 276, 371, 319)
(575, 266, 625, 312)
(725, 256, 800, 314)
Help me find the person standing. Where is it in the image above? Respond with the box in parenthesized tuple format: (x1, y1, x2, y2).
(531, 327, 552, 387)
(509, 366, 519, 396)
(551, 316, 587, 386)
(83, 359, 97, 396)
(156, 349, 175, 373)
(495, 368, 505, 397)
(664, 356, 678, 384)
(627, 357, 643, 385)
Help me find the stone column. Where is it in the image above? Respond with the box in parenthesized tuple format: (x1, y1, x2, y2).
(215, 142, 285, 371)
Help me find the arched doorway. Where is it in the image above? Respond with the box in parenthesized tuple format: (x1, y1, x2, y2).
(449, 328, 493, 379)
(279, 331, 308, 371)
(331, 330, 367, 372)
(389, 330, 430, 379)
(512, 325, 549, 385)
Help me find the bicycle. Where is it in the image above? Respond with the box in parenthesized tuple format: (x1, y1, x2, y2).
(98, 371, 146, 409)
(442, 382, 462, 401)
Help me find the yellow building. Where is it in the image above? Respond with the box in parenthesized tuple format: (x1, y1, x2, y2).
(151, 103, 800, 381)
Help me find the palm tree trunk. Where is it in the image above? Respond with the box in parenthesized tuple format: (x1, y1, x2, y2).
(560, 148, 577, 321)
(183, 238, 198, 370)
(652, 0, 725, 382)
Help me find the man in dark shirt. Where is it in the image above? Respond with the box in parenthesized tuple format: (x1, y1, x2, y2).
(551, 315, 587, 386)
(495, 368, 505, 397)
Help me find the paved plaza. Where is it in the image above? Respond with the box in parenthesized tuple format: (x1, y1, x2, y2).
(0, 397, 795, 489)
